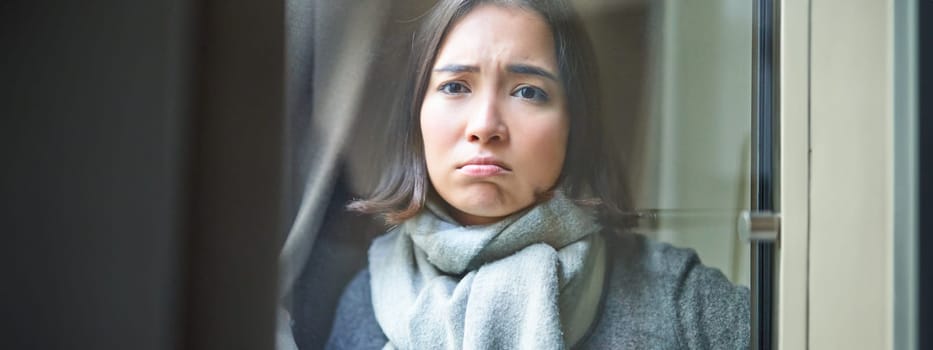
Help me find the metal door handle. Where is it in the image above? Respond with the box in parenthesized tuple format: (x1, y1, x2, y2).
(739, 211, 781, 243)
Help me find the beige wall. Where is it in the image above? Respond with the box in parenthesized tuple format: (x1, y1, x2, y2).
(809, 0, 894, 348)
(777, 0, 810, 348)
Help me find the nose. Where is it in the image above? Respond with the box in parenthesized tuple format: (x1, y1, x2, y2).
(464, 93, 508, 143)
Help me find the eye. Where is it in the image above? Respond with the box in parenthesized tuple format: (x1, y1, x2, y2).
(439, 81, 471, 95)
(512, 86, 549, 102)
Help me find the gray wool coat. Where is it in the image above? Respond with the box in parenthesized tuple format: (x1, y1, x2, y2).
(325, 231, 750, 349)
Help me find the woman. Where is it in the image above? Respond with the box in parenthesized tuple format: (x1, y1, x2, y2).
(326, 0, 749, 348)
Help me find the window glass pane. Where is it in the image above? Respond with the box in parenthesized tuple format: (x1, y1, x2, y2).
(287, 0, 755, 348)
(581, 0, 753, 287)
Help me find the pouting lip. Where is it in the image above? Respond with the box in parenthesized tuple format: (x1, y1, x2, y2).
(456, 156, 512, 171)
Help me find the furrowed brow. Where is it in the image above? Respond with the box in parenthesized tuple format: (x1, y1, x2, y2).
(433, 64, 480, 73)
(506, 64, 558, 82)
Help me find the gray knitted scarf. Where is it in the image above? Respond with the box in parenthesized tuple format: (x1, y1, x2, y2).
(368, 193, 607, 350)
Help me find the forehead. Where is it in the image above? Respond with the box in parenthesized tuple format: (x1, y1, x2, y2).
(434, 4, 557, 69)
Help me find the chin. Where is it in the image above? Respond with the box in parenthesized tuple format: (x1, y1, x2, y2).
(439, 184, 533, 221)
(455, 198, 509, 217)
(455, 194, 528, 218)
(460, 205, 512, 219)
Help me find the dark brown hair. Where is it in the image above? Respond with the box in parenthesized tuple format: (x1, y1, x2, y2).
(349, 0, 632, 226)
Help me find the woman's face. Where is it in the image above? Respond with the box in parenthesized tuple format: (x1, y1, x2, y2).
(421, 4, 569, 226)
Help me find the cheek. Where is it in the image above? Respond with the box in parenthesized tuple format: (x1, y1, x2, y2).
(420, 99, 457, 169)
(517, 117, 569, 185)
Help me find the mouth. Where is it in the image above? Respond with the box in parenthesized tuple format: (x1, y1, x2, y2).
(456, 156, 511, 176)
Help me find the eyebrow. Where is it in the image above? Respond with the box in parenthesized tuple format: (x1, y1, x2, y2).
(506, 64, 558, 82)
(433, 64, 480, 74)
(432, 63, 559, 82)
